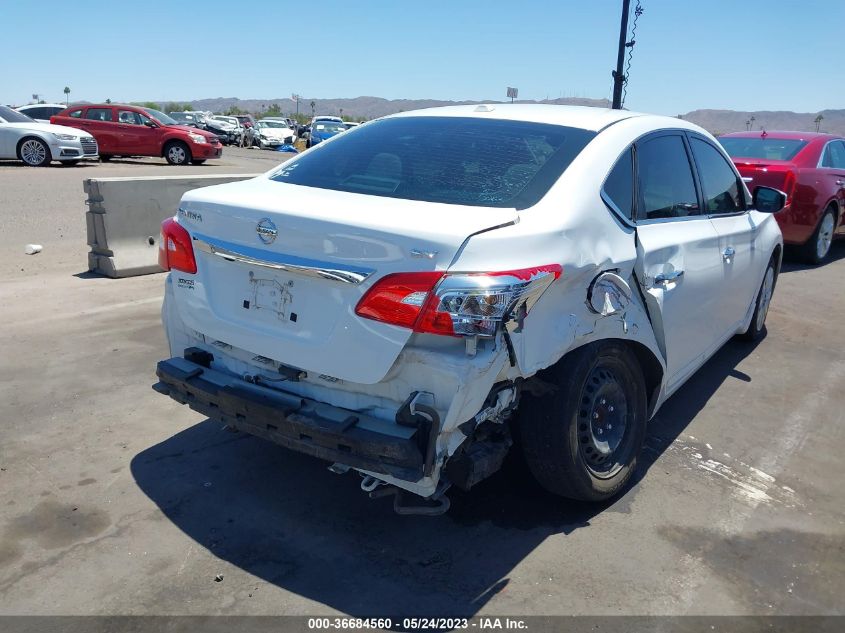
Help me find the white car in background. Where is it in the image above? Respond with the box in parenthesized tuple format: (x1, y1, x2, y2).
(0, 105, 98, 166)
(15, 103, 67, 123)
(154, 105, 784, 514)
(253, 120, 296, 149)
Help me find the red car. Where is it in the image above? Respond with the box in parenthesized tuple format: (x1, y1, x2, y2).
(720, 131, 845, 263)
(50, 104, 223, 166)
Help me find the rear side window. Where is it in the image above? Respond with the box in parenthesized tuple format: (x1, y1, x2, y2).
(690, 138, 745, 214)
(68, 109, 83, 118)
(719, 137, 807, 161)
(821, 141, 845, 169)
(636, 135, 699, 220)
(85, 108, 113, 122)
(24, 107, 47, 119)
(602, 148, 634, 220)
(270, 116, 596, 209)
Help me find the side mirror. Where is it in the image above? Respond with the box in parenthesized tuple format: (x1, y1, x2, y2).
(752, 186, 786, 213)
(144, 120, 158, 128)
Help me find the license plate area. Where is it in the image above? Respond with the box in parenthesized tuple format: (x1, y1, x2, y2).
(245, 271, 298, 324)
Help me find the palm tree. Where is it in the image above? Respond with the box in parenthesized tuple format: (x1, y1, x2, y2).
(750, 116, 756, 130)
(745, 119, 751, 131)
(814, 114, 823, 132)
(310, 100, 315, 116)
(339, 108, 343, 118)
(63, 86, 71, 106)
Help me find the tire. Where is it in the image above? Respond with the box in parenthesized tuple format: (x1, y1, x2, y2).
(738, 255, 777, 342)
(60, 160, 80, 167)
(519, 341, 647, 501)
(799, 206, 836, 264)
(18, 137, 52, 167)
(164, 141, 191, 166)
(191, 159, 206, 165)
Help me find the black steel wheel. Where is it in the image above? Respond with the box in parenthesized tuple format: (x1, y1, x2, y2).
(519, 341, 648, 501)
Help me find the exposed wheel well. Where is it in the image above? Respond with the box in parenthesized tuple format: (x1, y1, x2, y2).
(539, 338, 664, 420)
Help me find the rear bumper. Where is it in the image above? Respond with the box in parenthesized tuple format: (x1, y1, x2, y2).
(154, 356, 426, 481)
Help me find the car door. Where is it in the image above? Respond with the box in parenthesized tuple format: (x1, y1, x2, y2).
(117, 109, 158, 156)
(632, 132, 723, 393)
(819, 140, 845, 236)
(688, 134, 762, 338)
(80, 107, 118, 153)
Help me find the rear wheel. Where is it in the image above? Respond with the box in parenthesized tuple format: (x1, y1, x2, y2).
(519, 341, 647, 501)
(800, 206, 836, 264)
(164, 141, 191, 166)
(739, 255, 777, 341)
(18, 138, 52, 167)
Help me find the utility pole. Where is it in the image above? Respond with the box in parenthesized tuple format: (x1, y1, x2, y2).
(611, 0, 631, 110)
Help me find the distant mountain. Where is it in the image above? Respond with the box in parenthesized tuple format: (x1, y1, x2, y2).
(682, 109, 845, 136)
(173, 95, 844, 135)
(184, 95, 611, 120)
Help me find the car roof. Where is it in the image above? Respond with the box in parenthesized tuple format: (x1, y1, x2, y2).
(720, 130, 841, 141)
(18, 103, 66, 109)
(383, 104, 653, 132)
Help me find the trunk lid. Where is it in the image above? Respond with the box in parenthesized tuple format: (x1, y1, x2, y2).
(172, 177, 518, 384)
(731, 158, 797, 200)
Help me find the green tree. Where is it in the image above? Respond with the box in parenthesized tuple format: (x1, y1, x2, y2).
(105, 98, 112, 104)
(225, 105, 246, 115)
(63, 86, 71, 105)
(131, 101, 162, 110)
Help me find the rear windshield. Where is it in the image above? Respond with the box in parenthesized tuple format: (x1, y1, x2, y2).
(719, 137, 808, 161)
(270, 116, 596, 209)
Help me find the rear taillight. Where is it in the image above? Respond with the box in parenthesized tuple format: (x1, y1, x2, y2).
(355, 265, 561, 337)
(782, 169, 797, 205)
(158, 217, 197, 274)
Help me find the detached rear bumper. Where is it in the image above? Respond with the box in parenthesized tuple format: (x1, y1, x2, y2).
(153, 356, 425, 481)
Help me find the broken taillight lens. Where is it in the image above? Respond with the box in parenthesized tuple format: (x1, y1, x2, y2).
(355, 265, 561, 337)
(158, 217, 197, 274)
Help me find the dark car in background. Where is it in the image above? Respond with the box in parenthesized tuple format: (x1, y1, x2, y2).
(51, 104, 222, 165)
(720, 131, 845, 263)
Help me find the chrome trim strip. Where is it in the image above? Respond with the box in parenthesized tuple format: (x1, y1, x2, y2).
(192, 233, 375, 284)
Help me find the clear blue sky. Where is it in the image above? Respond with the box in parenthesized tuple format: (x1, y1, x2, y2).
(3, 0, 842, 115)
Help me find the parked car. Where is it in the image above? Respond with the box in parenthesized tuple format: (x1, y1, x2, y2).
(203, 117, 238, 145)
(306, 119, 346, 147)
(168, 112, 205, 128)
(720, 131, 845, 263)
(211, 115, 244, 144)
(51, 104, 221, 165)
(0, 105, 98, 166)
(154, 105, 784, 513)
(254, 120, 296, 149)
(233, 114, 256, 129)
(15, 103, 68, 123)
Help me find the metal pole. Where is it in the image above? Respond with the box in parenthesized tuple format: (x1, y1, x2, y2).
(611, 0, 631, 110)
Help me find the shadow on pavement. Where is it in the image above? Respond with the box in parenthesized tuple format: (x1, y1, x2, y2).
(780, 240, 845, 273)
(131, 338, 759, 616)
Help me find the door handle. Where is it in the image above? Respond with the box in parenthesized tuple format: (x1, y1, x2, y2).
(723, 247, 736, 261)
(654, 270, 684, 284)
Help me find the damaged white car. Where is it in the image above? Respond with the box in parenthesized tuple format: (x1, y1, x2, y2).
(153, 105, 784, 514)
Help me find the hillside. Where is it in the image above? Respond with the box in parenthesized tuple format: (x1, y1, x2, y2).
(172, 95, 844, 135)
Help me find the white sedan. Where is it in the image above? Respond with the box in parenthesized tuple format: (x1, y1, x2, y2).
(0, 105, 98, 166)
(153, 105, 783, 513)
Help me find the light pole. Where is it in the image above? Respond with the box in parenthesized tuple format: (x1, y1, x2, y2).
(611, 0, 631, 109)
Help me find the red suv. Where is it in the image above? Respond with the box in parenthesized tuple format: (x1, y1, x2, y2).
(51, 104, 223, 166)
(720, 131, 845, 263)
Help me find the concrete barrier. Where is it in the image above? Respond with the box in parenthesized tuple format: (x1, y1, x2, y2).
(85, 174, 260, 278)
